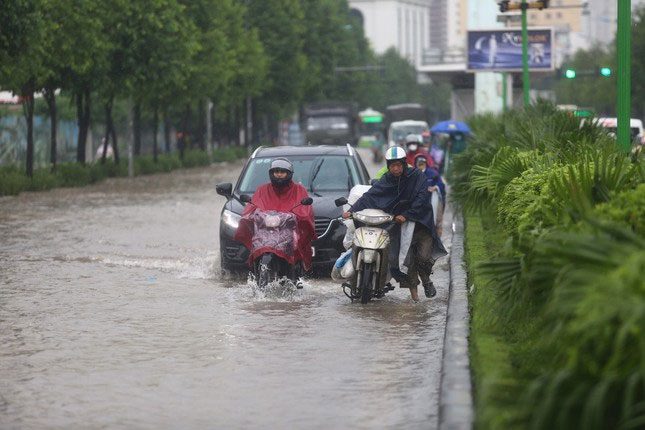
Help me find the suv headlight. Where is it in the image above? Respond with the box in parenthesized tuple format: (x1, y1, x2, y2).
(222, 209, 241, 229)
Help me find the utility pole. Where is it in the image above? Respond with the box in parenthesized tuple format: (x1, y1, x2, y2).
(499, 1, 551, 106)
(617, 0, 631, 152)
(521, 0, 530, 106)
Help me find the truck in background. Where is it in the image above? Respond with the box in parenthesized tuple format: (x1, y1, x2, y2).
(300, 102, 358, 146)
(384, 103, 430, 146)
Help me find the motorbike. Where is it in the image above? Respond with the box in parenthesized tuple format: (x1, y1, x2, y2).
(334, 197, 403, 303)
(239, 194, 313, 289)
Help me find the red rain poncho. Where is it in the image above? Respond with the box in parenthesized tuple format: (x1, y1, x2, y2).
(234, 181, 317, 270)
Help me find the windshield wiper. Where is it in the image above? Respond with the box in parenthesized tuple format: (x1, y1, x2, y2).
(308, 158, 324, 196)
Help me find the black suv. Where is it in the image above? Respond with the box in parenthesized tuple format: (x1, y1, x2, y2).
(217, 145, 371, 274)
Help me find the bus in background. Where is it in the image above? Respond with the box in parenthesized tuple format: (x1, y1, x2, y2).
(357, 108, 384, 147)
(357, 108, 385, 162)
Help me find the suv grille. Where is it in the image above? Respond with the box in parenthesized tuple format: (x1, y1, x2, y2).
(314, 217, 332, 237)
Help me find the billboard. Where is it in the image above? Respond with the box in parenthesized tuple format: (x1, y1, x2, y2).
(467, 28, 553, 72)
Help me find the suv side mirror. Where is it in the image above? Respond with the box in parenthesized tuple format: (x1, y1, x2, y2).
(300, 197, 313, 206)
(334, 197, 348, 207)
(216, 182, 233, 198)
(239, 194, 252, 203)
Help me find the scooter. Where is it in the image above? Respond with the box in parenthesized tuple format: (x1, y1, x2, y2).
(334, 197, 400, 303)
(239, 194, 313, 289)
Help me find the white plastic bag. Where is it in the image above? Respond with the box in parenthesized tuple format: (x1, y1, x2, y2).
(331, 249, 354, 281)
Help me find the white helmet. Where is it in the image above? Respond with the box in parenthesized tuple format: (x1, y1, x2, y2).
(385, 146, 406, 167)
(405, 134, 422, 152)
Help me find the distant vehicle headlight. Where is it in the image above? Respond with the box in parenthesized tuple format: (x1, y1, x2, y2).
(222, 209, 240, 229)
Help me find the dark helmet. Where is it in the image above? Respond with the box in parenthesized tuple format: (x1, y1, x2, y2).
(269, 157, 294, 188)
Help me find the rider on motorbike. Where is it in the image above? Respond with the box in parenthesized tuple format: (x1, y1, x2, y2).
(342, 146, 447, 301)
(234, 158, 317, 272)
(404, 133, 430, 168)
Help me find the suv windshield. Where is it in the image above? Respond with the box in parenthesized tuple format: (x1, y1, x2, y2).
(238, 155, 360, 194)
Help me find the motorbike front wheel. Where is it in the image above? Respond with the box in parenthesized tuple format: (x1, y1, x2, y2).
(359, 262, 374, 304)
(256, 254, 278, 289)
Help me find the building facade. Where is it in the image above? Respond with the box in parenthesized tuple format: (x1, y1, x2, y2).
(348, 0, 431, 68)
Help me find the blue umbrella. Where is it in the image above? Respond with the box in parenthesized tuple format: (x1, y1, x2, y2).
(430, 120, 471, 135)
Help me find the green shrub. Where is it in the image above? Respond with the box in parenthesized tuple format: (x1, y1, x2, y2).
(522, 225, 645, 430)
(56, 163, 91, 187)
(135, 156, 158, 175)
(88, 163, 110, 183)
(458, 102, 645, 429)
(181, 149, 211, 167)
(29, 168, 59, 191)
(101, 160, 128, 177)
(211, 147, 236, 162)
(0, 166, 30, 196)
(593, 183, 645, 235)
(156, 154, 182, 172)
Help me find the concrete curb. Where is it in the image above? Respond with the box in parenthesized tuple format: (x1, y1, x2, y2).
(438, 210, 473, 430)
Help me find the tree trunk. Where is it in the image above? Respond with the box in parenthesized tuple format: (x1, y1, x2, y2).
(152, 107, 159, 162)
(183, 103, 192, 149)
(22, 79, 35, 177)
(109, 112, 119, 164)
(234, 104, 241, 146)
(163, 110, 171, 153)
(76, 87, 91, 164)
(102, 97, 113, 164)
(196, 99, 205, 150)
(43, 85, 58, 171)
(133, 102, 142, 156)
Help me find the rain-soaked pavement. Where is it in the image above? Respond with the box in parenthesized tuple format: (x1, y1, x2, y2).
(0, 150, 453, 429)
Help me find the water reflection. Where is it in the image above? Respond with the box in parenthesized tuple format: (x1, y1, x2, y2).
(0, 163, 450, 429)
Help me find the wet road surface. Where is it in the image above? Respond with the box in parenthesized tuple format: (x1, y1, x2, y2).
(0, 151, 452, 429)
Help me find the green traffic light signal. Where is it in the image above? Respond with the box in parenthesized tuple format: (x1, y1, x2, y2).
(564, 69, 576, 79)
(600, 67, 612, 77)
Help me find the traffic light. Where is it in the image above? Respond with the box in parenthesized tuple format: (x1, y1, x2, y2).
(564, 68, 576, 79)
(499, 1, 549, 12)
(599, 67, 612, 77)
(534, 0, 549, 10)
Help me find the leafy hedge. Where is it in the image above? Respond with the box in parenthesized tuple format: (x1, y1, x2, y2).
(453, 101, 645, 429)
(0, 146, 249, 197)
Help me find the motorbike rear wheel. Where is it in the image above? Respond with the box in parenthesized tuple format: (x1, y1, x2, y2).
(359, 262, 374, 304)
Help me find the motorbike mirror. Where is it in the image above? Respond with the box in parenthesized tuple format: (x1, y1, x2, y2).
(334, 197, 348, 207)
(301, 197, 313, 206)
(216, 182, 233, 198)
(239, 194, 252, 203)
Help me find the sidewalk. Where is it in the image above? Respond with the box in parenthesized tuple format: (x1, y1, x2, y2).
(438, 198, 473, 430)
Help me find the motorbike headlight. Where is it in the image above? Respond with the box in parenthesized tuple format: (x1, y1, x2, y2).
(265, 214, 281, 228)
(353, 212, 393, 226)
(221, 209, 241, 229)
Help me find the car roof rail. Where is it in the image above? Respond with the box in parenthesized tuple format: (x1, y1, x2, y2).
(346, 143, 354, 156)
(250, 146, 264, 159)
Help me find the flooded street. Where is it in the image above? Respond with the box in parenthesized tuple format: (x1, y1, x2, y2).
(0, 152, 452, 429)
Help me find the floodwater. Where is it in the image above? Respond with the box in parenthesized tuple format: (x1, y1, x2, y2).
(0, 152, 452, 429)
